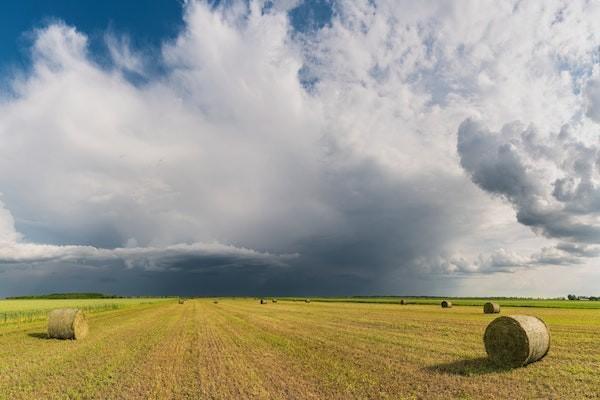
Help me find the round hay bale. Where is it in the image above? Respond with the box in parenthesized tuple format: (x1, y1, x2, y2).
(47, 308, 88, 340)
(400, 299, 405, 305)
(441, 300, 452, 308)
(484, 315, 550, 367)
(260, 299, 267, 304)
(213, 300, 219, 304)
(483, 302, 500, 314)
(178, 298, 185, 304)
(272, 299, 278, 303)
(305, 299, 311, 303)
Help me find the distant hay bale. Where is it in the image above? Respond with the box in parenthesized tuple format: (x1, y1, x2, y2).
(47, 308, 88, 340)
(178, 298, 185, 304)
(272, 299, 278, 303)
(483, 302, 500, 314)
(400, 299, 405, 305)
(441, 300, 452, 308)
(213, 300, 219, 304)
(484, 315, 550, 367)
(260, 299, 267, 304)
(305, 299, 311, 303)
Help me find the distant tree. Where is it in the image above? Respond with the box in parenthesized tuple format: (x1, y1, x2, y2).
(567, 294, 576, 300)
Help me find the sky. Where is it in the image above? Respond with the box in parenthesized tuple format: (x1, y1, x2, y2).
(1, 0, 600, 297)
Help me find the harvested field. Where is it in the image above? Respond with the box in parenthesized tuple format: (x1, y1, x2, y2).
(0, 299, 599, 399)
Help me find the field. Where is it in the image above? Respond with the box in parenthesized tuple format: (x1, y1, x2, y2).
(0, 298, 170, 324)
(1, 298, 599, 399)
(285, 297, 596, 308)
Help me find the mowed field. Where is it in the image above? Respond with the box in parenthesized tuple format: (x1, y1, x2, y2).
(1, 299, 600, 399)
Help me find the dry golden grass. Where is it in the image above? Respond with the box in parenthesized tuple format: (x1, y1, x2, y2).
(1, 299, 599, 399)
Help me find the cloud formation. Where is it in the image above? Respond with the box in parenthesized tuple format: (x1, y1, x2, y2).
(1, 0, 600, 295)
(458, 118, 600, 261)
(0, 200, 295, 270)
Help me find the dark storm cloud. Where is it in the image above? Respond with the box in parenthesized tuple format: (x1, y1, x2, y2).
(585, 79, 600, 123)
(292, 158, 479, 285)
(0, 155, 476, 295)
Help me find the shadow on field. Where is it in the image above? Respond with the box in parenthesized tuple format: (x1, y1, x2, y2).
(425, 357, 512, 376)
(28, 332, 49, 339)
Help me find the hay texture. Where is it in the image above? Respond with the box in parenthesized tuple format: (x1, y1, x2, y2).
(260, 299, 267, 304)
(484, 315, 550, 367)
(441, 300, 452, 308)
(483, 302, 500, 314)
(47, 308, 88, 340)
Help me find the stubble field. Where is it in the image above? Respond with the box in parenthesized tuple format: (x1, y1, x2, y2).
(1, 298, 599, 399)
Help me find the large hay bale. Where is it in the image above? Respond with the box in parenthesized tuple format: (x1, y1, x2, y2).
(305, 299, 311, 303)
(484, 315, 550, 367)
(441, 300, 452, 308)
(400, 299, 405, 305)
(483, 302, 500, 314)
(178, 298, 185, 304)
(272, 299, 278, 303)
(47, 308, 88, 340)
(260, 299, 267, 304)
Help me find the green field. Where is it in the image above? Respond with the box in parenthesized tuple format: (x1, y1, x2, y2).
(0, 298, 171, 324)
(1, 298, 599, 399)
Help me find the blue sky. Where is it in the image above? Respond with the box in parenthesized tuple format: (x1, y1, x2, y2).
(0, 0, 333, 75)
(1, 1, 600, 297)
(0, 1, 183, 71)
